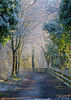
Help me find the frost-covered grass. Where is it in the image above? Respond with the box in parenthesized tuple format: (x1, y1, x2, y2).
(0, 74, 24, 92)
(10, 77, 22, 81)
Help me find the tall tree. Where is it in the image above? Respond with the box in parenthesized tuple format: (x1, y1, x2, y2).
(6, 0, 37, 76)
(43, 0, 71, 69)
(59, 0, 71, 69)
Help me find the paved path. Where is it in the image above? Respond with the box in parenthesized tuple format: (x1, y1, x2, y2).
(1, 71, 71, 100)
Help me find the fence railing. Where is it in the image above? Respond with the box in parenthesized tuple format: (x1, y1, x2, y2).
(23, 67, 71, 88)
(49, 67, 71, 88)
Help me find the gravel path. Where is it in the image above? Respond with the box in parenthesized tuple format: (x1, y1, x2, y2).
(0, 71, 71, 100)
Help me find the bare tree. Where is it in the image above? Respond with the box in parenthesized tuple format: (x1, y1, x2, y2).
(6, 0, 37, 76)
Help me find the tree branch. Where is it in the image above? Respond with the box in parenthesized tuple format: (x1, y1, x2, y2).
(21, 0, 37, 12)
(6, 43, 12, 48)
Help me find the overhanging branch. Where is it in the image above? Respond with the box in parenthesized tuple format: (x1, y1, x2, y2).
(21, 0, 37, 12)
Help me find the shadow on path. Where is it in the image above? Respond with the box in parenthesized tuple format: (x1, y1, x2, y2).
(0, 71, 71, 100)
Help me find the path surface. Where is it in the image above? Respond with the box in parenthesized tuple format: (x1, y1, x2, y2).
(1, 71, 71, 100)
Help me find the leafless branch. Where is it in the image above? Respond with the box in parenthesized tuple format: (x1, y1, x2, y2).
(21, 0, 37, 12)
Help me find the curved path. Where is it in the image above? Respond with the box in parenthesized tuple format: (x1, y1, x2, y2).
(1, 71, 71, 100)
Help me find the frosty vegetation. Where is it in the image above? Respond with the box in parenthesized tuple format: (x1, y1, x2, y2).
(43, 0, 71, 71)
(0, 0, 21, 45)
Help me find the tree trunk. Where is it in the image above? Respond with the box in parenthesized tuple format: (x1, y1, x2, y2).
(48, 54, 50, 67)
(17, 45, 21, 76)
(17, 53, 21, 76)
(32, 48, 35, 71)
(15, 55, 18, 75)
(17, 55, 20, 76)
(12, 51, 16, 76)
(51, 55, 53, 67)
(15, 38, 18, 75)
(49, 53, 51, 67)
(62, 51, 65, 72)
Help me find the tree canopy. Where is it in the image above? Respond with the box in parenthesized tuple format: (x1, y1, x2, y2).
(59, 0, 71, 27)
(0, 0, 21, 45)
(43, 0, 71, 69)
